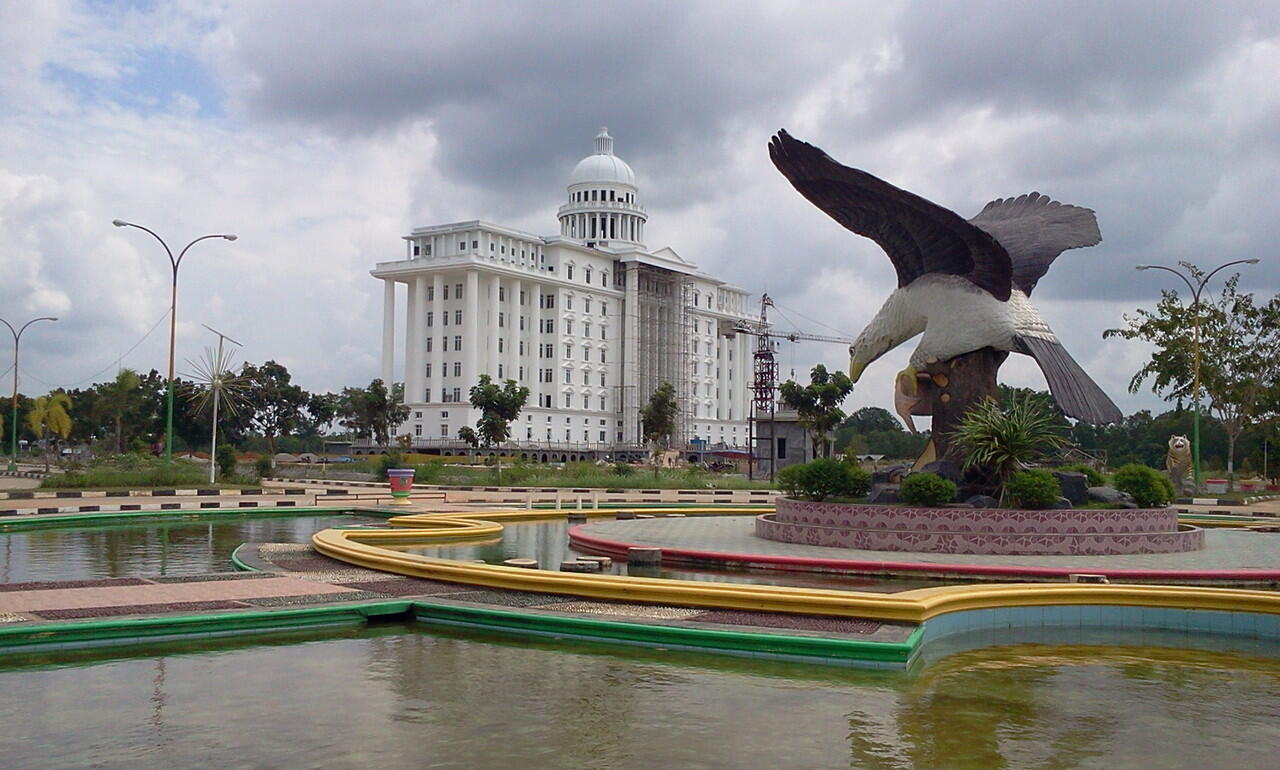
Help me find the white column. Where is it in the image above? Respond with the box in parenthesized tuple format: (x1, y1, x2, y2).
(509, 278, 522, 383)
(488, 274, 501, 378)
(431, 273, 444, 402)
(531, 282, 544, 409)
(735, 332, 747, 421)
(405, 276, 425, 403)
(717, 334, 728, 423)
(464, 271, 479, 396)
(381, 278, 396, 388)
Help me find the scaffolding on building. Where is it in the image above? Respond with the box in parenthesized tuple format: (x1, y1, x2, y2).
(634, 265, 694, 448)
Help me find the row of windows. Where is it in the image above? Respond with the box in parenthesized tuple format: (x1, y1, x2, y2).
(563, 264, 610, 288)
(571, 188, 634, 204)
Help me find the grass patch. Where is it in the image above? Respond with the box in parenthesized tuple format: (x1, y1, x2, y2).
(40, 455, 255, 489)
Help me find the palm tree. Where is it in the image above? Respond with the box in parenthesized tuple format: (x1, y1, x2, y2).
(951, 392, 1069, 505)
(27, 391, 72, 470)
(98, 368, 142, 454)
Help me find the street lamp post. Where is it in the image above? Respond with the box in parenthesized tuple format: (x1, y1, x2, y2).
(1135, 258, 1260, 494)
(113, 221, 237, 462)
(1, 316, 58, 471)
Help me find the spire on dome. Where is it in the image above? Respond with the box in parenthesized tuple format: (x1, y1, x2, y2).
(594, 127, 613, 156)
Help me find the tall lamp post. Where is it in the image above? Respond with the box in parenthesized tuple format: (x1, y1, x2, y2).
(113, 220, 237, 462)
(1, 316, 58, 471)
(1135, 258, 1259, 493)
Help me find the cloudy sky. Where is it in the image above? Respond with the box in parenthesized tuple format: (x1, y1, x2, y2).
(2, 0, 1277, 425)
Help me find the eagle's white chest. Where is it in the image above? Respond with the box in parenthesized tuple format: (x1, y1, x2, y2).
(894, 275, 1051, 365)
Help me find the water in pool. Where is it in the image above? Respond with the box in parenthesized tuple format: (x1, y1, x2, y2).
(1, 623, 1277, 768)
(0, 513, 384, 582)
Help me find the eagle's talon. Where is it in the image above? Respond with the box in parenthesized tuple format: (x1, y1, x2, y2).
(897, 366, 919, 397)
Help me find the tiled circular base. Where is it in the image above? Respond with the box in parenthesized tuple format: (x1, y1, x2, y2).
(758, 499, 1204, 555)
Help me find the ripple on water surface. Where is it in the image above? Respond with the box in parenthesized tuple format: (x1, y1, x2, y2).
(0, 625, 1278, 768)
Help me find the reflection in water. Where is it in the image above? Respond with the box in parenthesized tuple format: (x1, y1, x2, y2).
(405, 519, 934, 592)
(0, 514, 383, 582)
(0, 626, 1278, 768)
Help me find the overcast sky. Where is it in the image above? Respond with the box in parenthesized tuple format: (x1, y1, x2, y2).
(2, 0, 1277, 425)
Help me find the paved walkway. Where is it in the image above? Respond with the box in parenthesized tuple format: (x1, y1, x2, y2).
(576, 516, 1280, 578)
(0, 574, 360, 615)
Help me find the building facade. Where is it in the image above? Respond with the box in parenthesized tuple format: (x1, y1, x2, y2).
(372, 128, 758, 453)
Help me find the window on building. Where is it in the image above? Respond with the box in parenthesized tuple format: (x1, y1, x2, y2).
(426, 286, 434, 301)
(499, 287, 505, 301)
(414, 424, 422, 436)
(566, 295, 573, 311)
(582, 395, 590, 409)
(564, 394, 572, 408)
(564, 343, 572, 358)
(498, 365, 504, 378)
(411, 244, 420, 256)
(601, 271, 607, 286)
(443, 285, 450, 300)
(425, 244, 431, 256)
(599, 396, 606, 410)
(567, 265, 574, 280)
(452, 387, 461, 402)
(499, 312, 505, 329)
(564, 368, 571, 384)
(458, 241, 466, 251)
(454, 310, 462, 324)
(583, 322, 591, 337)
(426, 311, 434, 327)
(600, 326, 606, 341)
(455, 283, 463, 297)
(518, 366, 524, 380)
(441, 312, 448, 327)
(424, 363, 432, 378)
(454, 335, 462, 349)
(498, 338, 505, 353)
(471, 241, 477, 250)
(582, 345, 589, 361)
(453, 362, 461, 376)
(599, 349, 605, 363)
(582, 370, 589, 385)
(518, 340, 525, 355)
(584, 298, 591, 314)
(776, 437, 787, 460)
(599, 372, 605, 386)
(426, 337, 433, 353)
(601, 302, 607, 317)
(519, 316, 525, 331)
(585, 267, 592, 283)
(424, 389, 431, 401)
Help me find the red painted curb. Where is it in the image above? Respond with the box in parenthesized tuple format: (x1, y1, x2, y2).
(568, 526, 1280, 582)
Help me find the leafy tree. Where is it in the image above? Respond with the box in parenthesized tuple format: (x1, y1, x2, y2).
(1106, 272, 1280, 487)
(640, 382, 679, 477)
(338, 379, 408, 446)
(297, 392, 339, 451)
(779, 364, 853, 457)
(95, 368, 143, 453)
(952, 393, 1070, 505)
(466, 374, 529, 480)
(242, 361, 309, 456)
(27, 391, 72, 470)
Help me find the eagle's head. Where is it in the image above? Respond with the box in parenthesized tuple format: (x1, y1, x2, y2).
(848, 336, 885, 382)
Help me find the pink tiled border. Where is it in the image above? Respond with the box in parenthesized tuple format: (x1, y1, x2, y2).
(757, 499, 1204, 555)
(775, 498, 1177, 535)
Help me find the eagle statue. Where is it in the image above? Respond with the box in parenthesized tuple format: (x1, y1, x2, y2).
(769, 130, 1122, 426)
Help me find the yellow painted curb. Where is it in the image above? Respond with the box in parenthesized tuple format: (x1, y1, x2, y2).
(313, 508, 1280, 625)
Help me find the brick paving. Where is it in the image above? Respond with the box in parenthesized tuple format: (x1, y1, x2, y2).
(579, 516, 1280, 572)
(0, 574, 359, 614)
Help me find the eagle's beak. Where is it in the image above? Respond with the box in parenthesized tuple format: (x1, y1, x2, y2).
(849, 358, 865, 382)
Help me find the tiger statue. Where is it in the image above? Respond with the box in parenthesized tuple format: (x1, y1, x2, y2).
(1166, 435, 1193, 497)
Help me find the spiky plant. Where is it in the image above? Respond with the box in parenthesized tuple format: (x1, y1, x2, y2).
(184, 345, 251, 481)
(951, 393, 1069, 505)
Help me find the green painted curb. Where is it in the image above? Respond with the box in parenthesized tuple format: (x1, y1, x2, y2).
(0, 601, 413, 652)
(412, 601, 914, 664)
(229, 543, 259, 572)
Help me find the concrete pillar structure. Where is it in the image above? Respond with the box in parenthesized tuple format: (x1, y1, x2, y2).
(623, 262, 640, 443)
(381, 278, 395, 387)
(509, 278, 522, 383)
(488, 273, 501, 378)
(430, 273, 444, 403)
(464, 271, 479, 395)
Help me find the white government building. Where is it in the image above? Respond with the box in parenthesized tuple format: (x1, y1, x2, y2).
(372, 128, 759, 457)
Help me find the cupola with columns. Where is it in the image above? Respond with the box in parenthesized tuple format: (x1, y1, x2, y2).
(557, 127, 647, 248)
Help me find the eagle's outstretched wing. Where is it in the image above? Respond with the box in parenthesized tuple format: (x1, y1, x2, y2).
(968, 193, 1101, 296)
(769, 130, 1013, 301)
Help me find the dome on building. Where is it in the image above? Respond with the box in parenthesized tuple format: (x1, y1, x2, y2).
(569, 127, 636, 187)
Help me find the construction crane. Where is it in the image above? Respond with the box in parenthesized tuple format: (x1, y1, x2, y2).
(721, 294, 856, 480)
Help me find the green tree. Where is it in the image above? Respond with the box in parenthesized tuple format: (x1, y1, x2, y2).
(242, 361, 310, 456)
(297, 392, 339, 451)
(338, 379, 408, 446)
(1106, 273, 1280, 487)
(779, 364, 854, 457)
(27, 391, 73, 470)
(467, 374, 529, 480)
(641, 382, 679, 477)
(952, 393, 1070, 505)
(95, 368, 143, 453)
